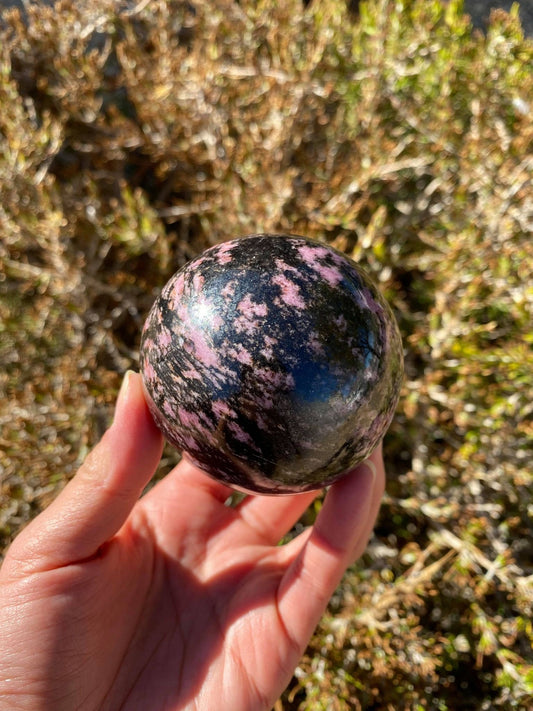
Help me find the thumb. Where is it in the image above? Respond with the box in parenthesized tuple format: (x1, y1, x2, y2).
(5, 372, 164, 574)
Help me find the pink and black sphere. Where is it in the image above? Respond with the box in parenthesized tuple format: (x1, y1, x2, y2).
(140, 234, 403, 494)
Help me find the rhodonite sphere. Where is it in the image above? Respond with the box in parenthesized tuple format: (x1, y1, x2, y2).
(140, 234, 403, 494)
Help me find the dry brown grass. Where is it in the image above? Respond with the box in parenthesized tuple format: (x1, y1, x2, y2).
(1, 1, 532, 708)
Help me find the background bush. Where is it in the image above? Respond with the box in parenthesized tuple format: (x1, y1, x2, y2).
(1, 0, 532, 708)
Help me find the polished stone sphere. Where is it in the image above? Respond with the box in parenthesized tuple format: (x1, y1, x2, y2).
(140, 234, 403, 494)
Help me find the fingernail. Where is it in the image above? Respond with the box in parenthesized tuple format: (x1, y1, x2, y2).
(114, 370, 134, 420)
(361, 458, 377, 483)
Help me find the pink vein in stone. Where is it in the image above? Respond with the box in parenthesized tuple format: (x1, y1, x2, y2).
(272, 273, 306, 309)
(216, 241, 234, 264)
(192, 272, 205, 294)
(256, 394, 274, 409)
(227, 421, 254, 446)
(181, 367, 202, 380)
(177, 409, 215, 443)
(177, 301, 189, 324)
(256, 367, 295, 390)
(159, 327, 172, 349)
(297, 245, 343, 286)
(260, 334, 278, 360)
(143, 360, 156, 381)
(163, 400, 175, 418)
(237, 293, 268, 318)
(275, 258, 300, 275)
(181, 433, 201, 452)
(186, 326, 219, 368)
(177, 407, 203, 430)
(142, 337, 155, 352)
(168, 274, 185, 310)
(229, 343, 253, 366)
(233, 295, 266, 334)
(212, 399, 237, 419)
(234, 314, 259, 335)
(221, 280, 237, 300)
(211, 312, 224, 331)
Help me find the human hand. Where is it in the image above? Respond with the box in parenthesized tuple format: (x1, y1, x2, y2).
(0, 371, 385, 711)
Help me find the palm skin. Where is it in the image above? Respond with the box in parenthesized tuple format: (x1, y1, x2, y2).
(0, 372, 385, 711)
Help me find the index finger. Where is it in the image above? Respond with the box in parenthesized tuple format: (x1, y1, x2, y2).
(4, 372, 164, 575)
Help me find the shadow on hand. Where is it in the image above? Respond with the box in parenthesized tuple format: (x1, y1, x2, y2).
(44, 537, 301, 710)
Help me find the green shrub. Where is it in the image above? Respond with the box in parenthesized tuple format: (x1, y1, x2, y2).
(1, 1, 532, 708)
